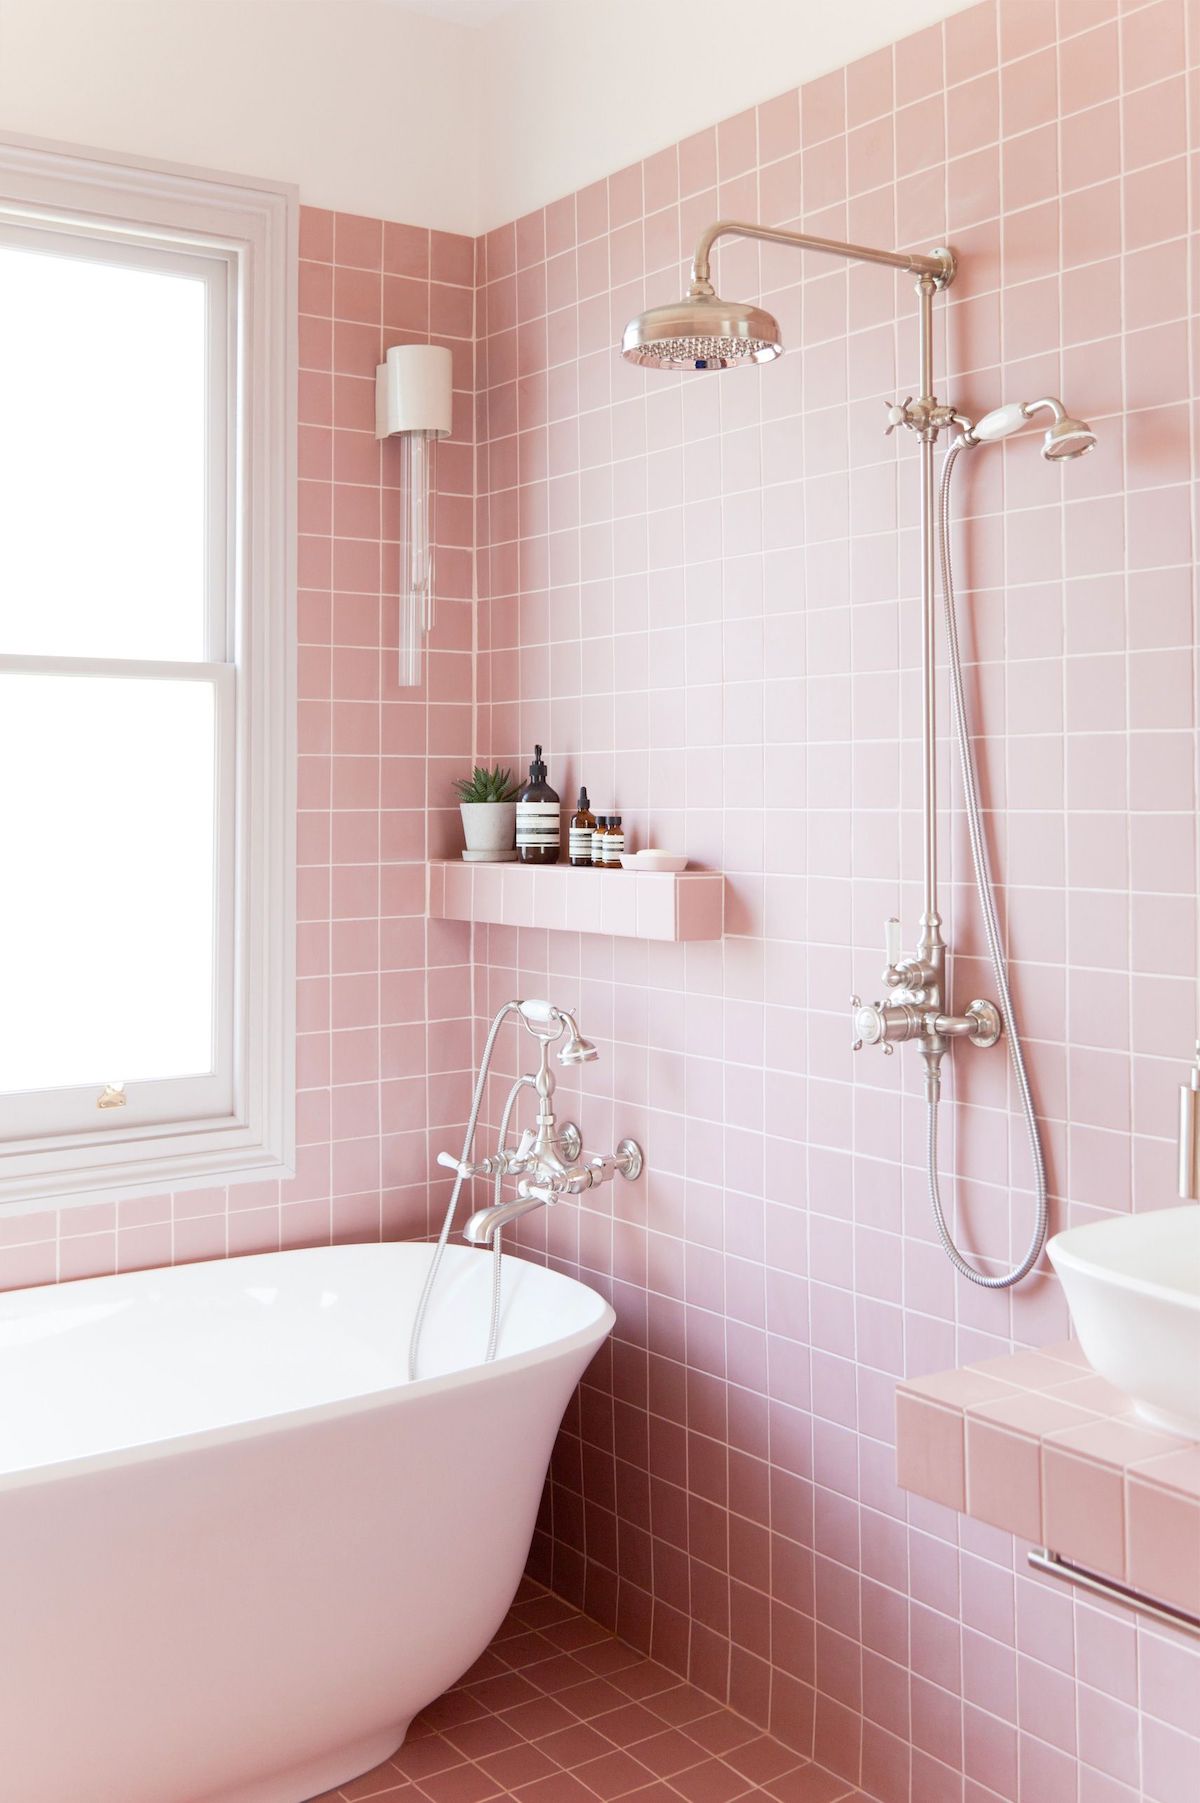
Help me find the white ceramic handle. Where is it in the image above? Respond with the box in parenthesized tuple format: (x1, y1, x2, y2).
(517, 999, 557, 1024)
(970, 401, 1028, 444)
(885, 917, 903, 966)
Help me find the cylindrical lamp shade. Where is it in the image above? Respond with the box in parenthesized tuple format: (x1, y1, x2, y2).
(374, 343, 454, 439)
(375, 344, 454, 688)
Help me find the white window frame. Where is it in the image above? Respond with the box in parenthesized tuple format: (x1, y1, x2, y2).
(0, 134, 296, 1213)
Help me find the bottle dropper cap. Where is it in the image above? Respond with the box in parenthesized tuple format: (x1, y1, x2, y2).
(577, 786, 589, 809)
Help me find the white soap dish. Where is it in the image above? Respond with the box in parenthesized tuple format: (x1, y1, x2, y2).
(621, 850, 688, 873)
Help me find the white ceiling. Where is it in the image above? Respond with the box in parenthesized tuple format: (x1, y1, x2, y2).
(0, 0, 977, 234)
(388, 0, 521, 24)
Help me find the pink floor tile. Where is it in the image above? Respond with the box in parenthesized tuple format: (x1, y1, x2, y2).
(317, 1584, 863, 1803)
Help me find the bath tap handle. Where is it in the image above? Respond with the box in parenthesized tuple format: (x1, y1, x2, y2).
(852, 997, 921, 1051)
(884, 398, 912, 435)
(882, 916, 910, 987)
(506, 1127, 537, 1169)
(436, 1148, 505, 1180)
(516, 1178, 557, 1206)
(437, 1150, 492, 1179)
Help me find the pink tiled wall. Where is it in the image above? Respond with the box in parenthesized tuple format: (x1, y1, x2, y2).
(0, 205, 477, 1293)
(470, 0, 1200, 1797)
(3, 5, 1200, 1799)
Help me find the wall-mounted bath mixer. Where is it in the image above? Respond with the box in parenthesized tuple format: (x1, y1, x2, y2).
(408, 999, 642, 1379)
(457, 1003, 642, 1247)
(622, 211, 1096, 1291)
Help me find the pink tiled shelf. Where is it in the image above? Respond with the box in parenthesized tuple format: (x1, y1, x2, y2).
(426, 861, 725, 942)
(896, 1343, 1200, 1619)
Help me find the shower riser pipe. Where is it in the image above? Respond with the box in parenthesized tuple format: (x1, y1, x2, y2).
(916, 273, 940, 947)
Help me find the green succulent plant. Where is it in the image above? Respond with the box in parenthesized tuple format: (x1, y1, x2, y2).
(453, 764, 518, 804)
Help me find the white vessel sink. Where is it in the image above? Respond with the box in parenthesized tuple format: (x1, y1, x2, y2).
(1047, 1204, 1200, 1438)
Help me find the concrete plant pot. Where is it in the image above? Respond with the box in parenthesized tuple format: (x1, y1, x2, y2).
(459, 801, 516, 861)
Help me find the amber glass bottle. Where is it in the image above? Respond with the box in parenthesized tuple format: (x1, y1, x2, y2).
(568, 787, 596, 866)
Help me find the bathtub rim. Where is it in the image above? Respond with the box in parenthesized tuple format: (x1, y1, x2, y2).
(0, 1241, 615, 1496)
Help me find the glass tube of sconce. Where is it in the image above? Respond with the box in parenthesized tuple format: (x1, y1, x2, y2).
(397, 429, 436, 688)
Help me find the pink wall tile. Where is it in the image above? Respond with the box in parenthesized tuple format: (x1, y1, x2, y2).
(473, 2, 1200, 1795)
(7, 4, 1200, 1800)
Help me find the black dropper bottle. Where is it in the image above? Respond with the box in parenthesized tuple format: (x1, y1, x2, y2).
(515, 744, 561, 864)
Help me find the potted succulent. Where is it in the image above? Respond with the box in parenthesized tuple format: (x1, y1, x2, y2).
(453, 764, 518, 861)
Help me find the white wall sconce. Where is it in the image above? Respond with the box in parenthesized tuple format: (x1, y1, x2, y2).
(375, 343, 454, 687)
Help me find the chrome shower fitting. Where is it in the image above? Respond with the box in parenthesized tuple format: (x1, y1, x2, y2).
(622, 210, 1094, 1290)
(957, 396, 1097, 462)
(621, 218, 953, 370)
(621, 212, 970, 1085)
(408, 998, 641, 1377)
(855, 397, 1095, 1288)
(459, 1002, 642, 1248)
(851, 935, 1001, 1064)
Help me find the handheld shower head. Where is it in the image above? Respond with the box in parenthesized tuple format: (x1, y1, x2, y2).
(555, 1010, 599, 1065)
(959, 396, 1096, 461)
(1040, 413, 1097, 461)
(622, 288, 783, 371)
(516, 999, 599, 1063)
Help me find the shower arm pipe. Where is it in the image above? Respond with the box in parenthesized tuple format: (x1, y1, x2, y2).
(687, 219, 955, 297)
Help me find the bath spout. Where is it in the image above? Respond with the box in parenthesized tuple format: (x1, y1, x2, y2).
(462, 1193, 550, 1246)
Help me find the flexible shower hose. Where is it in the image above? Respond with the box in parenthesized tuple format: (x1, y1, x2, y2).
(484, 1074, 536, 1362)
(930, 442, 1048, 1287)
(408, 1002, 525, 1380)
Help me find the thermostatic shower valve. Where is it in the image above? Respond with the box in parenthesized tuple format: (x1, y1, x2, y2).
(851, 915, 1002, 1076)
(851, 995, 1001, 1054)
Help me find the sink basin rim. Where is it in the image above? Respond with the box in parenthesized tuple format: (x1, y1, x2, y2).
(1047, 1203, 1200, 1315)
(1047, 1203, 1200, 1440)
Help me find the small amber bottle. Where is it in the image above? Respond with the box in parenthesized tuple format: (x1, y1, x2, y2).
(569, 788, 596, 867)
(591, 816, 608, 865)
(604, 815, 625, 865)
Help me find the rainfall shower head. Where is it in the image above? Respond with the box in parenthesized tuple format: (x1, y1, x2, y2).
(622, 217, 953, 370)
(959, 397, 1096, 461)
(621, 288, 783, 370)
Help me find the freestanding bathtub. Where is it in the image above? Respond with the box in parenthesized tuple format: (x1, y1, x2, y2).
(0, 1241, 614, 1803)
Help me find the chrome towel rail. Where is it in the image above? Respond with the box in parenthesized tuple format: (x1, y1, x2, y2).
(1029, 1549, 1200, 1640)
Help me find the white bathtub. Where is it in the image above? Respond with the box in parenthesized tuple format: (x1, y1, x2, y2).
(0, 1241, 614, 1803)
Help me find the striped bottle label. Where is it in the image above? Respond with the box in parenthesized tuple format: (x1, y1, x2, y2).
(568, 827, 593, 859)
(516, 801, 560, 847)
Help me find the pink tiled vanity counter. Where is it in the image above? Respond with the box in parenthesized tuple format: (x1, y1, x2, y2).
(895, 1343, 1200, 1620)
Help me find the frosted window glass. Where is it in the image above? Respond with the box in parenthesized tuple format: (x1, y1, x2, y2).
(0, 243, 208, 660)
(0, 674, 217, 1092)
